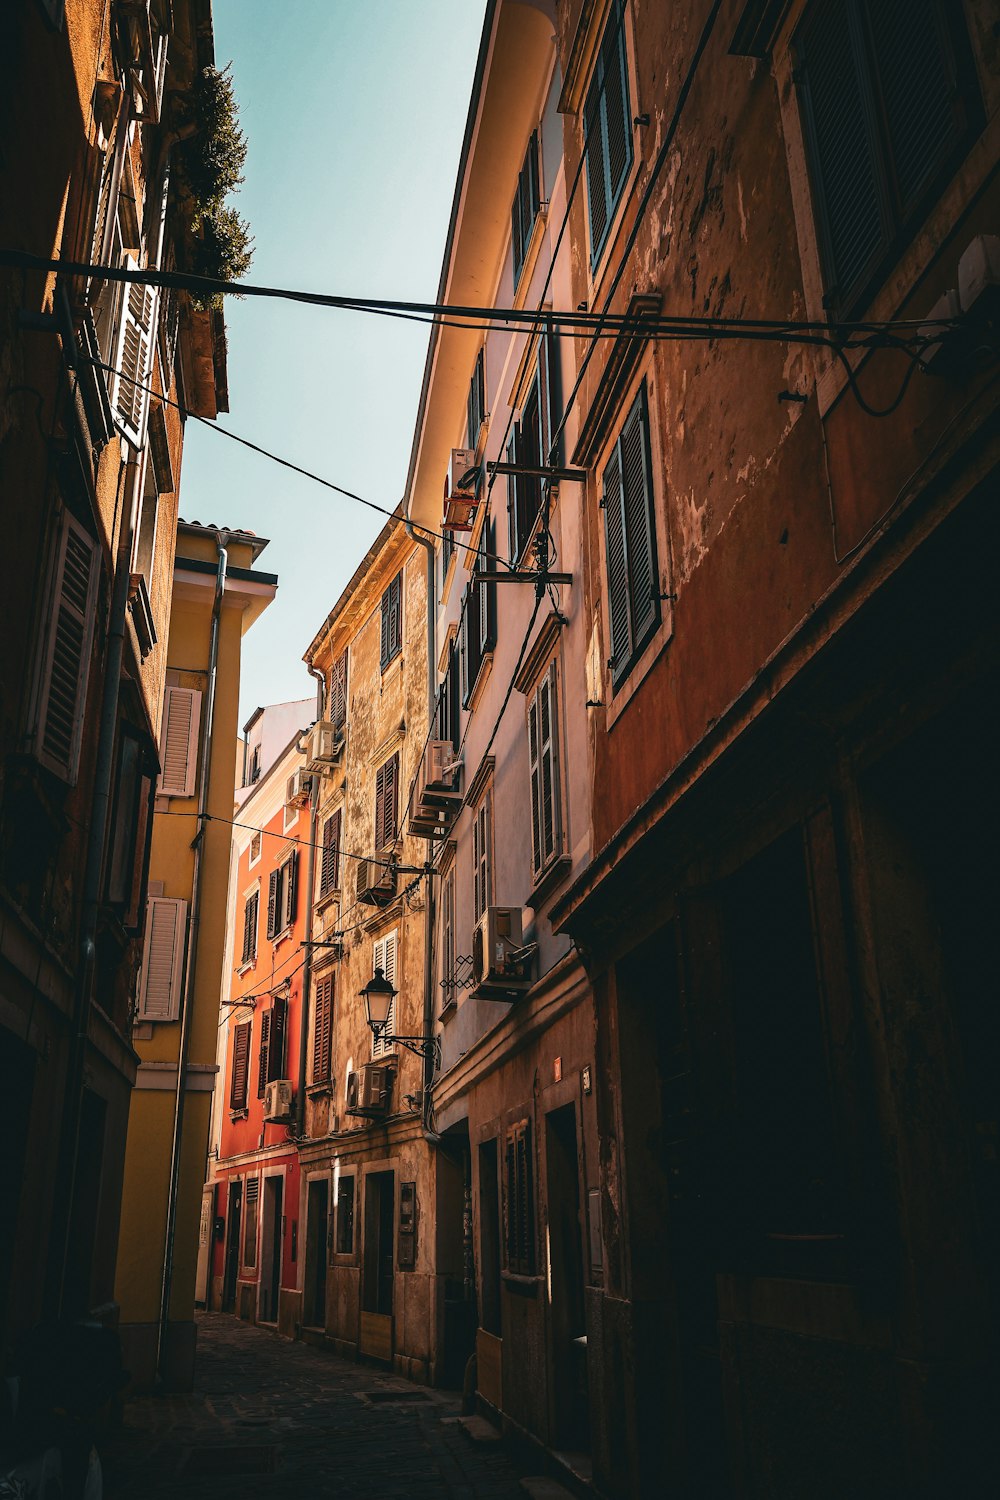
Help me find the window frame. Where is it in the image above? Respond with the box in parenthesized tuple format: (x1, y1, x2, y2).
(312, 973, 334, 1085)
(230, 1021, 252, 1113)
(318, 806, 342, 899)
(600, 378, 661, 692)
(266, 850, 298, 941)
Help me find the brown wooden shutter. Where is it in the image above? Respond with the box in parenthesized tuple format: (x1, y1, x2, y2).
(329, 648, 348, 729)
(231, 1022, 251, 1109)
(266, 868, 279, 939)
(504, 1120, 535, 1274)
(375, 755, 398, 850)
(313, 975, 333, 1082)
(268, 996, 287, 1083)
(380, 573, 402, 670)
(320, 816, 336, 897)
(257, 1010, 271, 1097)
(36, 514, 99, 781)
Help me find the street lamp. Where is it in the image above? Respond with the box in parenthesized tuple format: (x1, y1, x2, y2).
(359, 969, 441, 1066)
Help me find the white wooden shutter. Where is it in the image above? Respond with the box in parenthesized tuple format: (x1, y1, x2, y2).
(158, 686, 201, 796)
(110, 255, 157, 446)
(35, 513, 99, 783)
(372, 931, 397, 1058)
(138, 895, 187, 1021)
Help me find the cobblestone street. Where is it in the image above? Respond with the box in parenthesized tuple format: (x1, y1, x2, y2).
(103, 1314, 543, 1499)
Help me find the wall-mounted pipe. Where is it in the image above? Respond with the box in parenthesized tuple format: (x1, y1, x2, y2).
(156, 527, 230, 1379)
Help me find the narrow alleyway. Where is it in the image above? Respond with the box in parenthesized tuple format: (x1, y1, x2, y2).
(104, 1314, 546, 1499)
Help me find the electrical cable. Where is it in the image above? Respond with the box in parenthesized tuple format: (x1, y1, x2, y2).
(153, 807, 426, 875)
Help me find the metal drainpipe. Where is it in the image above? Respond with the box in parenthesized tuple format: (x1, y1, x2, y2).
(156, 528, 230, 1380)
(403, 512, 438, 1138)
(296, 662, 326, 1140)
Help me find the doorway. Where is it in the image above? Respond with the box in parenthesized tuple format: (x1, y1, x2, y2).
(304, 1177, 329, 1329)
(223, 1179, 242, 1312)
(546, 1104, 587, 1450)
(258, 1174, 283, 1324)
(360, 1170, 394, 1361)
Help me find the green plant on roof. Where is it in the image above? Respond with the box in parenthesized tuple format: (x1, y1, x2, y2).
(178, 64, 253, 309)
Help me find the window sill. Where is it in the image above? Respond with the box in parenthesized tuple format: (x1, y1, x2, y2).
(307, 1080, 334, 1097)
(237, 960, 256, 977)
(464, 652, 494, 715)
(229, 1108, 248, 1122)
(511, 208, 547, 311)
(526, 854, 572, 911)
(439, 996, 457, 1023)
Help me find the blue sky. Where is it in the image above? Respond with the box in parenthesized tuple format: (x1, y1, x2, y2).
(181, 0, 487, 726)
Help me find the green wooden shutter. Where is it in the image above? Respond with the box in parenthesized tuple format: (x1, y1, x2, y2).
(620, 386, 659, 653)
(602, 443, 630, 674)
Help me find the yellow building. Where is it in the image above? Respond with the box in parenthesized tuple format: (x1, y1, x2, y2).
(116, 520, 277, 1389)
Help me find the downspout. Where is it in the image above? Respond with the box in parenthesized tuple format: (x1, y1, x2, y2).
(156, 528, 230, 1379)
(404, 512, 438, 1138)
(296, 662, 326, 1139)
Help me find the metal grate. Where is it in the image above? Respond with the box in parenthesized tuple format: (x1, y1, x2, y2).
(182, 1445, 276, 1476)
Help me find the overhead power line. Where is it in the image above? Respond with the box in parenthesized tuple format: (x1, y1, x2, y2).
(1, 250, 958, 351)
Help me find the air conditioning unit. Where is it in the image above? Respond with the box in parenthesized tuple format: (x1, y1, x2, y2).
(472, 907, 533, 993)
(356, 857, 396, 908)
(285, 768, 312, 807)
(408, 740, 462, 838)
(443, 450, 480, 532)
(263, 1079, 293, 1122)
(305, 720, 345, 774)
(345, 1063, 391, 1118)
(450, 447, 479, 497)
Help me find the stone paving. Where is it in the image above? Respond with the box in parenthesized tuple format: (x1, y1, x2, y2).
(103, 1313, 540, 1499)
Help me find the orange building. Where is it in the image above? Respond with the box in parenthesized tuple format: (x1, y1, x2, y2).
(205, 715, 313, 1333)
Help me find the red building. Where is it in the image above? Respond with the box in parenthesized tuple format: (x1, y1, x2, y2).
(205, 715, 312, 1332)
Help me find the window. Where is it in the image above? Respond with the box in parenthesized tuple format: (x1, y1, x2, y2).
(335, 1175, 355, 1254)
(247, 743, 261, 785)
(504, 1119, 536, 1275)
(266, 852, 298, 940)
(467, 347, 486, 449)
(528, 661, 562, 879)
(109, 258, 157, 447)
(437, 638, 461, 751)
(371, 930, 398, 1059)
(241, 888, 259, 965)
(511, 131, 541, 288)
(243, 1174, 259, 1265)
(507, 329, 560, 561)
(584, 0, 632, 268)
(602, 381, 659, 688)
(329, 648, 348, 731)
(380, 571, 403, 671)
(137, 896, 187, 1021)
(230, 1021, 252, 1111)
(440, 866, 456, 1014)
(441, 520, 455, 588)
(473, 791, 492, 925)
(159, 685, 201, 797)
(33, 511, 99, 784)
(249, 831, 262, 867)
(106, 726, 155, 926)
(319, 808, 342, 898)
(257, 995, 287, 1096)
(460, 519, 497, 706)
(313, 974, 334, 1083)
(794, 0, 981, 317)
(374, 753, 399, 852)
(283, 795, 298, 834)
